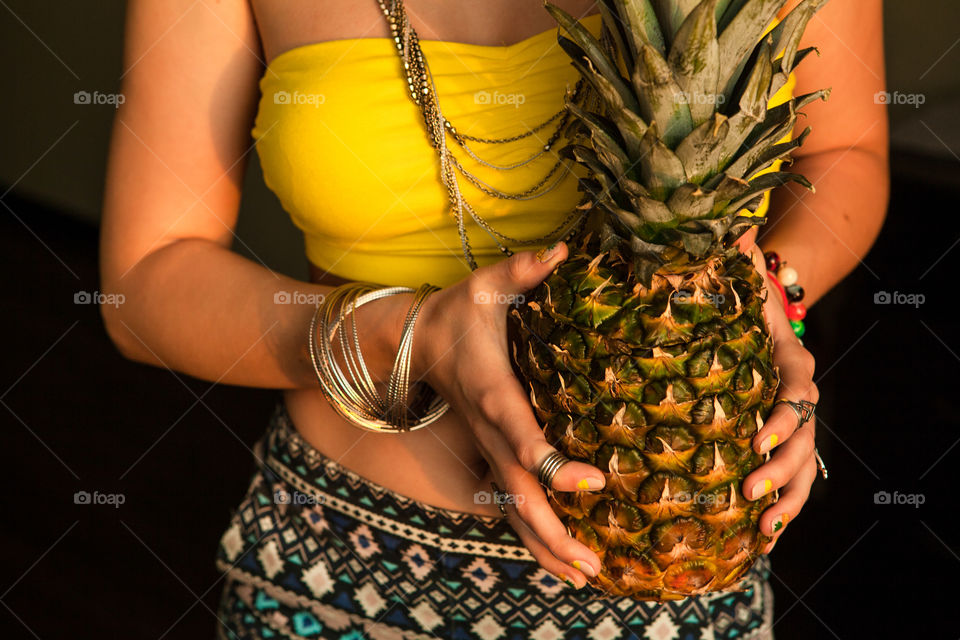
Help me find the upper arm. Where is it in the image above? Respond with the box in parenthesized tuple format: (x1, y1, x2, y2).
(100, 0, 264, 287)
(782, 0, 889, 160)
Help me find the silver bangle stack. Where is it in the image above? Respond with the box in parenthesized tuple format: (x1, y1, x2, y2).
(308, 282, 449, 433)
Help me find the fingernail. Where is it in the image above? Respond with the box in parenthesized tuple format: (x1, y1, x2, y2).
(537, 242, 560, 263)
(760, 433, 778, 454)
(577, 477, 603, 491)
(571, 560, 597, 578)
(558, 573, 575, 588)
(752, 479, 772, 500)
(772, 513, 789, 533)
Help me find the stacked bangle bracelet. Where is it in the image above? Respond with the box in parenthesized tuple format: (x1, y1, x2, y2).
(763, 251, 807, 339)
(308, 282, 449, 433)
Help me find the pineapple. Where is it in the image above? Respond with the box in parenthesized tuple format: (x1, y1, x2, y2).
(510, 0, 829, 600)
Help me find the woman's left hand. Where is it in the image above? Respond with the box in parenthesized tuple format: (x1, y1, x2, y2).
(739, 237, 821, 554)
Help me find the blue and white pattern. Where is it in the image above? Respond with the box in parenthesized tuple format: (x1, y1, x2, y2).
(215, 402, 775, 639)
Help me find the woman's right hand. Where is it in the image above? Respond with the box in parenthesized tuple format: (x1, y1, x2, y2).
(411, 243, 607, 588)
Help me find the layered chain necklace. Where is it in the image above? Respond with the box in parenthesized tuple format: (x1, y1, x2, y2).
(375, 0, 587, 269)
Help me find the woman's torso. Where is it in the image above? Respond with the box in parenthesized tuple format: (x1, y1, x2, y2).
(251, 0, 602, 517)
(249, 0, 794, 518)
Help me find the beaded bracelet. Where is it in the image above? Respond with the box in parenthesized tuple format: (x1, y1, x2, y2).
(763, 251, 807, 339)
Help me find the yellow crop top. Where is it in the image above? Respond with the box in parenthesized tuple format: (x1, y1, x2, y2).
(252, 13, 794, 288)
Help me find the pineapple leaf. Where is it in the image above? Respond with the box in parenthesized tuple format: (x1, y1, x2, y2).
(632, 43, 695, 147)
(651, 0, 702, 45)
(610, 0, 667, 55)
(632, 196, 675, 225)
(599, 200, 645, 232)
(678, 227, 715, 256)
(598, 1, 636, 71)
(726, 171, 813, 212)
(710, 174, 751, 209)
(770, 46, 818, 95)
(740, 127, 812, 181)
(668, 0, 721, 127)
(638, 125, 688, 200)
(547, 4, 641, 114)
(674, 113, 731, 184)
(717, 0, 787, 100)
(726, 124, 810, 181)
(736, 37, 774, 122)
(767, 0, 829, 73)
(568, 106, 634, 176)
(568, 97, 647, 158)
(716, 0, 749, 31)
(566, 145, 623, 194)
(629, 236, 671, 286)
(667, 183, 718, 221)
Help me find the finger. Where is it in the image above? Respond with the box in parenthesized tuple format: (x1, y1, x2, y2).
(476, 374, 605, 492)
(479, 243, 569, 298)
(753, 379, 818, 456)
(759, 455, 818, 544)
(477, 469, 588, 590)
(744, 422, 816, 502)
(477, 419, 602, 578)
(753, 337, 817, 455)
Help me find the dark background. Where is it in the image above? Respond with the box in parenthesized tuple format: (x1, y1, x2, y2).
(3, 1, 959, 639)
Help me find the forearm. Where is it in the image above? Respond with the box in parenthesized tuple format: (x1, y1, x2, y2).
(759, 147, 889, 306)
(100, 238, 406, 389)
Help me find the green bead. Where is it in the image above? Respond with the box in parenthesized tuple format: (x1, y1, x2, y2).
(790, 319, 805, 338)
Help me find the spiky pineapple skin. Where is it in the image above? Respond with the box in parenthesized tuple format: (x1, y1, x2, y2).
(511, 236, 778, 600)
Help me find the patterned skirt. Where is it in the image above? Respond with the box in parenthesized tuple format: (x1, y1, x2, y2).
(215, 402, 775, 640)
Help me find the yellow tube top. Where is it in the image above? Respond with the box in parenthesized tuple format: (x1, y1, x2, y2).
(252, 13, 794, 288)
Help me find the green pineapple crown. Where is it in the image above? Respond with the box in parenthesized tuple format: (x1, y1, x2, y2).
(547, 0, 830, 285)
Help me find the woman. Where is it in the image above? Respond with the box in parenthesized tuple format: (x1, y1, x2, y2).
(100, 0, 888, 638)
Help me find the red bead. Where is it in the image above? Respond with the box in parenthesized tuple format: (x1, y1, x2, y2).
(787, 302, 807, 321)
(764, 251, 780, 272)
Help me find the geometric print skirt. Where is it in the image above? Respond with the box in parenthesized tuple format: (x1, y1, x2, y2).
(215, 401, 776, 640)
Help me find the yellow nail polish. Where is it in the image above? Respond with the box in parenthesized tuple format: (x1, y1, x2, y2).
(753, 479, 772, 500)
(577, 477, 602, 491)
(763, 434, 778, 453)
(572, 560, 597, 578)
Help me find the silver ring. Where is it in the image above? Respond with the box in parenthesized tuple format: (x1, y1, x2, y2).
(536, 450, 571, 489)
(775, 398, 817, 430)
(490, 482, 508, 518)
